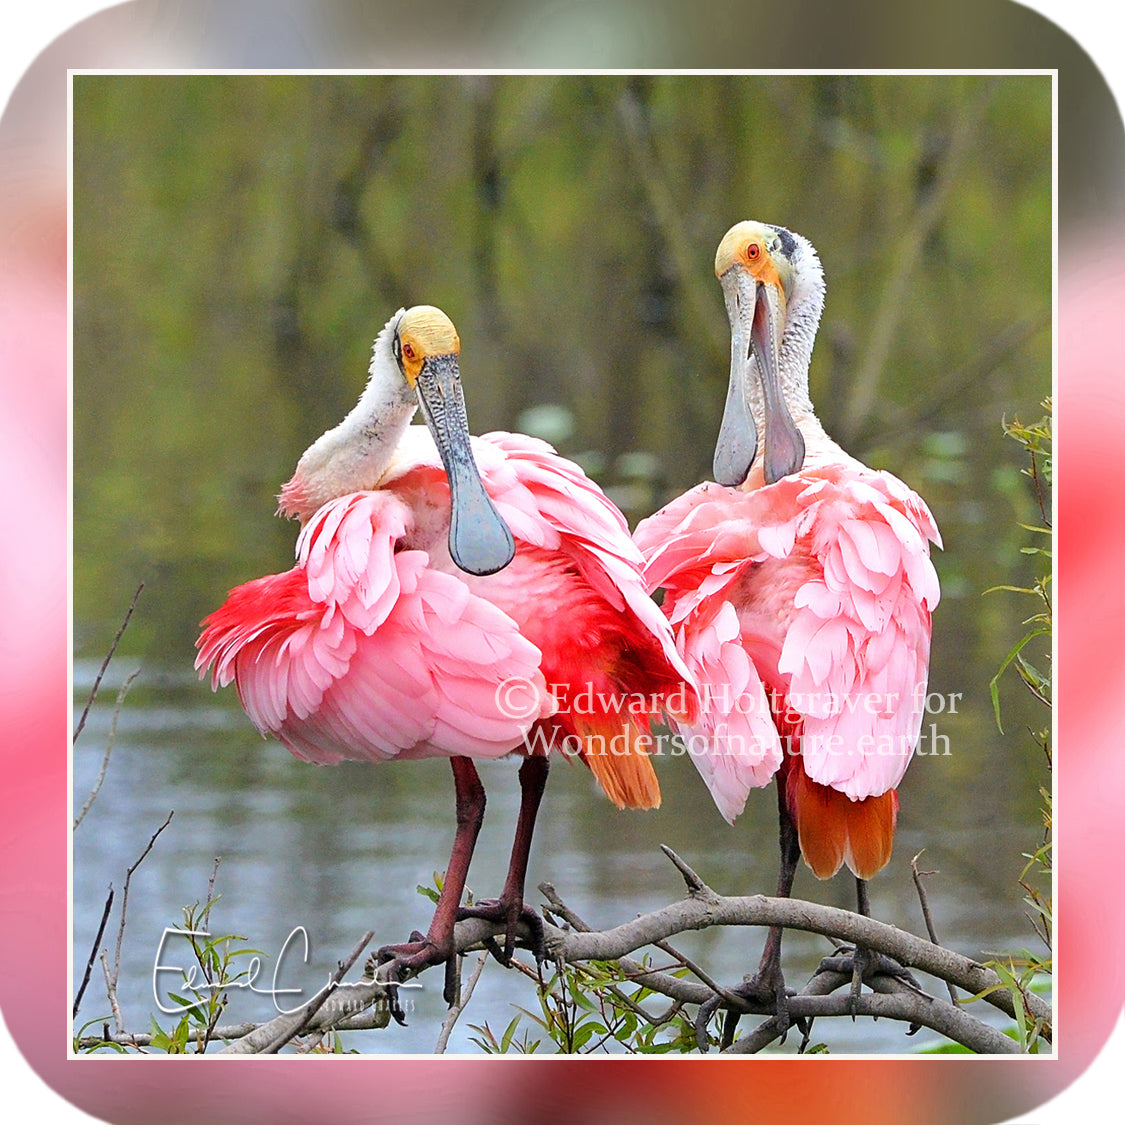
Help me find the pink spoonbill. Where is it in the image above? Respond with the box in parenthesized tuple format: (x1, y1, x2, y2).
(635, 223, 941, 1043)
(198, 305, 695, 1006)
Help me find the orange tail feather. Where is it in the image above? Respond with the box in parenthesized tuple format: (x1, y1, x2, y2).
(787, 768, 898, 880)
(573, 716, 661, 810)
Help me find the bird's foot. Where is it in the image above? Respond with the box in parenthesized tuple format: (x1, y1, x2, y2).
(456, 896, 546, 967)
(815, 945, 923, 1016)
(694, 967, 796, 1052)
(374, 932, 460, 1014)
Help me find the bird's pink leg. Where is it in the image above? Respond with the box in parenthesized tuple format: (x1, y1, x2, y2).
(749, 778, 803, 997)
(377, 755, 486, 1007)
(457, 753, 550, 965)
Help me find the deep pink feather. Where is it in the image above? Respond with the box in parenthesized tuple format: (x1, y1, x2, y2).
(197, 431, 695, 797)
(634, 462, 940, 830)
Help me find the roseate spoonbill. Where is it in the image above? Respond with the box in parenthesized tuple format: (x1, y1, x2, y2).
(197, 305, 695, 1004)
(635, 222, 940, 1041)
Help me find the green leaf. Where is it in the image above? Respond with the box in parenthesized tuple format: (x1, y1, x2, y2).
(415, 883, 440, 905)
(499, 1014, 523, 1054)
(988, 627, 1051, 731)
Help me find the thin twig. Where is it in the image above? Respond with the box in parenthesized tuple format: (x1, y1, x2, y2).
(652, 850, 755, 1010)
(192, 857, 227, 1053)
(73, 583, 143, 745)
(650, 937, 750, 1012)
(73, 885, 114, 1019)
(911, 851, 959, 1006)
(99, 949, 124, 1035)
(252, 930, 375, 1055)
(434, 954, 488, 1054)
(1028, 442, 1051, 529)
(540, 882, 587, 930)
(201, 856, 222, 931)
(109, 811, 175, 1018)
(659, 844, 707, 894)
(74, 668, 140, 829)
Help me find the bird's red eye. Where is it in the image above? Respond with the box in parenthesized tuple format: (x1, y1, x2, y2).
(402, 342, 416, 361)
(746, 243, 761, 261)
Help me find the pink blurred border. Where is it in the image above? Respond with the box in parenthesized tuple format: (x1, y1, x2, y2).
(1, 3, 1122, 1123)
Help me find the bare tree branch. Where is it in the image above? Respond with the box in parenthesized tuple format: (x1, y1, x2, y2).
(219, 930, 376, 1054)
(79, 849, 1047, 1055)
(541, 886, 1049, 1032)
(435, 954, 488, 1054)
(74, 668, 140, 830)
(73, 583, 143, 745)
(722, 971, 1017, 1055)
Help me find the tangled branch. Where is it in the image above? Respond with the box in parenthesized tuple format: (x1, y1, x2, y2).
(96, 843, 1044, 1055)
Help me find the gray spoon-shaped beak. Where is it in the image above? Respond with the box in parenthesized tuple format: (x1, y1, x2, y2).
(713, 268, 804, 487)
(414, 353, 516, 576)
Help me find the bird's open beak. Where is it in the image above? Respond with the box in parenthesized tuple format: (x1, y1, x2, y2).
(714, 270, 805, 486)
(414, 353, 516, 576)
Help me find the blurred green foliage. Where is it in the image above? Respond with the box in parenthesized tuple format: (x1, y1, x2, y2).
(73, 73, 1051, 698)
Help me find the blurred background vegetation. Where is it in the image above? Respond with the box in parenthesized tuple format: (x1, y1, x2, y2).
(71, 76, 1053, 1051)
(74, 74, 1051, 677)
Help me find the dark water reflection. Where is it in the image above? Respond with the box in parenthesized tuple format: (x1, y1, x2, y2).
(72, 655, 1047, 1055)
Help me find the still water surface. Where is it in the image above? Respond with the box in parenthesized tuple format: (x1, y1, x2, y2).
(72, 657, 1042, 1055)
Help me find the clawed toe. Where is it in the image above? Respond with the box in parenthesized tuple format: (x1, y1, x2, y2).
(374, 934, 461, 1012)
(371, 893, 547, 1017)
(376, 936, 437, 968)
(694, 972, 794, 1052)
(456, 897, 546, 966)
(815, 945, 922, 1016)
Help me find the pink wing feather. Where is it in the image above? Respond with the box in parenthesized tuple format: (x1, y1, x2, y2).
(677, 602, 784, 822)
(196, 489, 552, 765)
(198, 432, 695, 780)
(635, 464, 940, 815)
(776, 470, 940, 800)
(392, 430, 696, 704)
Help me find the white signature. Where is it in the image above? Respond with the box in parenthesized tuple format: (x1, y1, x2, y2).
(152, 925, 419, 1015)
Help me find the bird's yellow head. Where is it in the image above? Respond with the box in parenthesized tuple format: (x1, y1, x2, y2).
(393, 305, 461, 386)
(714, 220, 792, 309)
(389, 303, 515, 576)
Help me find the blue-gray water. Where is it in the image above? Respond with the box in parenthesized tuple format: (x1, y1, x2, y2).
(72, 658, 1042, 1055)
